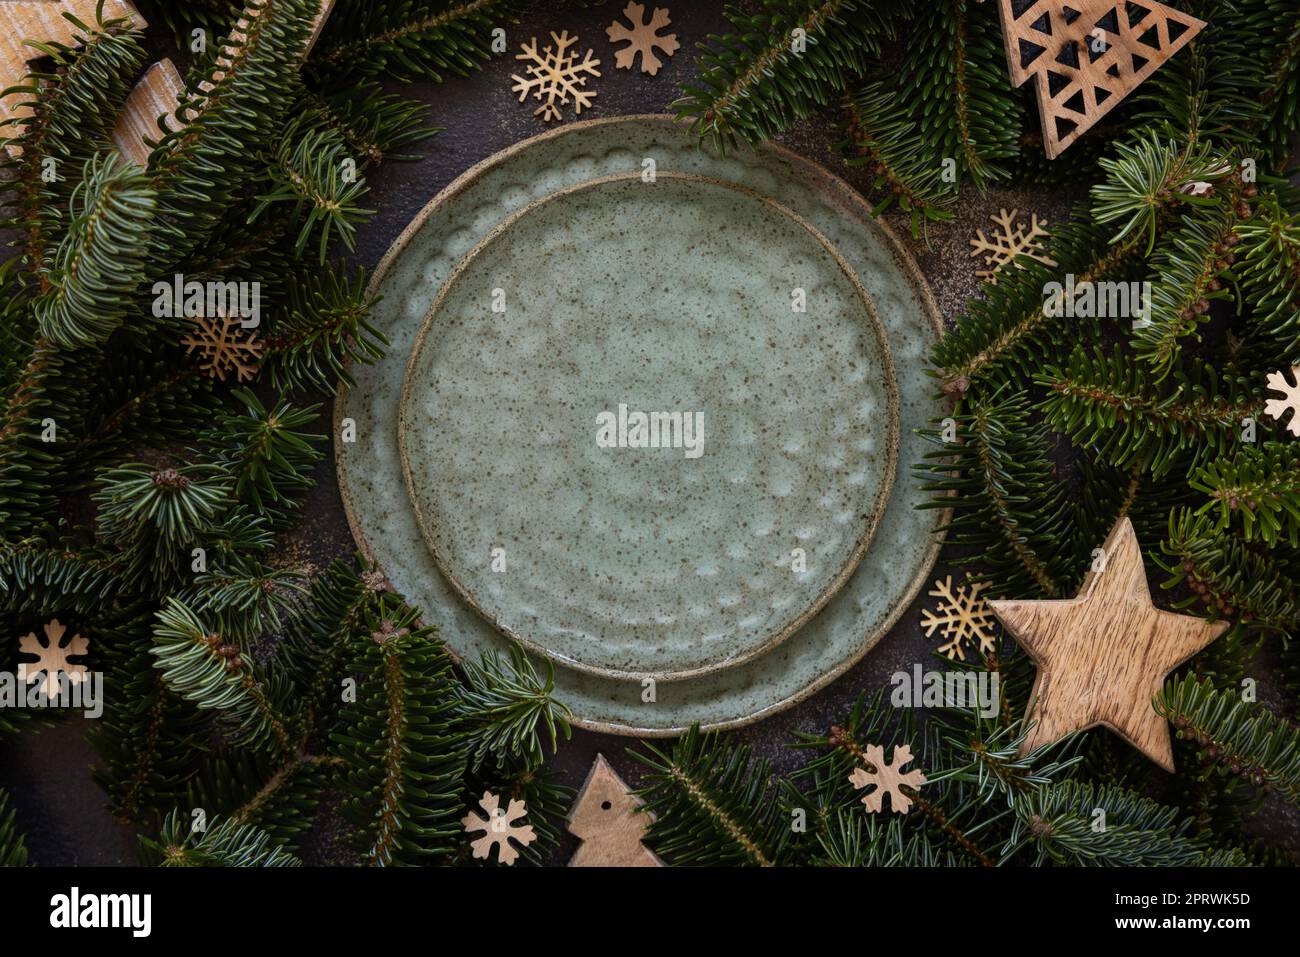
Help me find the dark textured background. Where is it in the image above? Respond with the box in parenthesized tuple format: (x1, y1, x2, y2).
(2, 0, 1295, 865)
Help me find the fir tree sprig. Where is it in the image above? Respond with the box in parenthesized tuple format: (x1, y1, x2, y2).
(0, 789, 28, 867)
(1191, 443, 1300, 547)
(632, 725, 790, 866)
(1157, 674, 1300, 806)
(1007, 779, 1246, 865)
(672, 0, 895, 150)
(142, 808, 301, 866)
(456, 645, 572, 772)
(33, 152, 156, 350)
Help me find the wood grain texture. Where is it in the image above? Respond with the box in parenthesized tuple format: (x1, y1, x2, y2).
(567, 754, 663, 867)
(988, 517, 1228, 771)
(110, 58, 183, 166)
(111, 1, 334, 166)
(0, 0, 143, 136)
(996, 0, 1205, 158)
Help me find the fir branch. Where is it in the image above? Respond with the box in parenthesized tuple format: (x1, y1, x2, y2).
(1238, 189, 1300, 356)
(33, 152, 156, 350)
(917, 391, 1075, 597)
(207, 387, 323, 523)
(0, 789, 27, 866)
(299, 82, 437, 167)
(149, 0, 317, 263)
(1157, 674, 1300, 805)
(260, 266, 385, 392)
(836, 84, 955, 235)
(1133, 188, 1245, 376)
(308, 0, 521, 82)
(898, 0, 1020, 189)
(0, 12, 146, 271)
(632, 726, 788, 867)
(1191, 443, 1300, 547)
(824, 723, 998, 867)
(150, 598, 294, 752)
(672, 0, 895, 149)
(1157, 508, 1300, 635)
(1038, 348, 1262, 478)
(330, 602, 468, 865)
(285, 555, 386, 743)
(1091, 133, 1232, 254)
(933, 210, 1139, 394)
(456, 645, 572, 772)
(143, 809, 301, 866)
(251, 117, 374, 262)
(1008, 779, 1244, 865)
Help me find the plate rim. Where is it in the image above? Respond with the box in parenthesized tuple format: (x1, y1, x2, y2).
(334, 114, 950, 735)
(395, 170, 901, 681)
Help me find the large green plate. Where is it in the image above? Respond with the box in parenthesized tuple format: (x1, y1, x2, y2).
(398, 173, 899, 681)
(336, 116, 945, 734)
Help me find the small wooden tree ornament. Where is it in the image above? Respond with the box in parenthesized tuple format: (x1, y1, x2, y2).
(987, 517, 1228, 771)
(109, 1, 337, 166)
(996, 0, 1205, 158)
(567, 754, 663, 867)
(0, 0, 143, 142)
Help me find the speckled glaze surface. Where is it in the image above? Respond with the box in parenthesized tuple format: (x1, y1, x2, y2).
(397, 173, 898, 680)
(336, 116, 946, 734)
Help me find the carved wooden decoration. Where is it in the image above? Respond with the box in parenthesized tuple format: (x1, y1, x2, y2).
(996, 0, 1205, 158)
(180, 313, 263, 383)
(988, 517, 1228, 771)
(110, 0, 336, 166)
(606, 2, 678, 76)
(848, 742, 927, 814)
(568, 754, 663, 867)
(0, 0, 143, 142)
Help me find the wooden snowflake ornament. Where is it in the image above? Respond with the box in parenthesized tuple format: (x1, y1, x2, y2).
(511, 31, 601, 123)
(1264, 366, 1300, 437)
(17, 618, 88, 697)
(462, 791, 537, 865)
(969, 208, 1056, 283)
(181, 314, 263, 383)
(922, 575, 1001, 661)
(606, 3, 679, 76)
(988, 517, 1228, 771)
(848, 743, 927, 814)
(996, 1, 1206, 158)
(567, 754, 663, 867)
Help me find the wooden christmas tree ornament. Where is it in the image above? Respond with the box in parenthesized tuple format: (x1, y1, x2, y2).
(109, 1, 336, 166)
(996, 0, 1205, 159)
(567, 754, 663, 867)
(0, 0, 143, 143)
(987, 517, 1228, 771)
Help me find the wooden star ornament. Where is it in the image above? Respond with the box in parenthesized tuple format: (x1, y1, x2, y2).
(987, 518, 1228, 771)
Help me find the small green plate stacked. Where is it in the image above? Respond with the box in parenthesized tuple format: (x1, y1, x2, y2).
(336, 116, 945, 735)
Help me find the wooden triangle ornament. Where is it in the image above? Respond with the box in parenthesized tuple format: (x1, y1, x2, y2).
(987, 517, 1228, 771)
(996, 0, 1206, 158)
(567, 754, 663, 867)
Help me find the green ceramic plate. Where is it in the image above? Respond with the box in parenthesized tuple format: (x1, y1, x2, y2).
(397, 173, 898, 680)
(336, 116, 945, 734)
